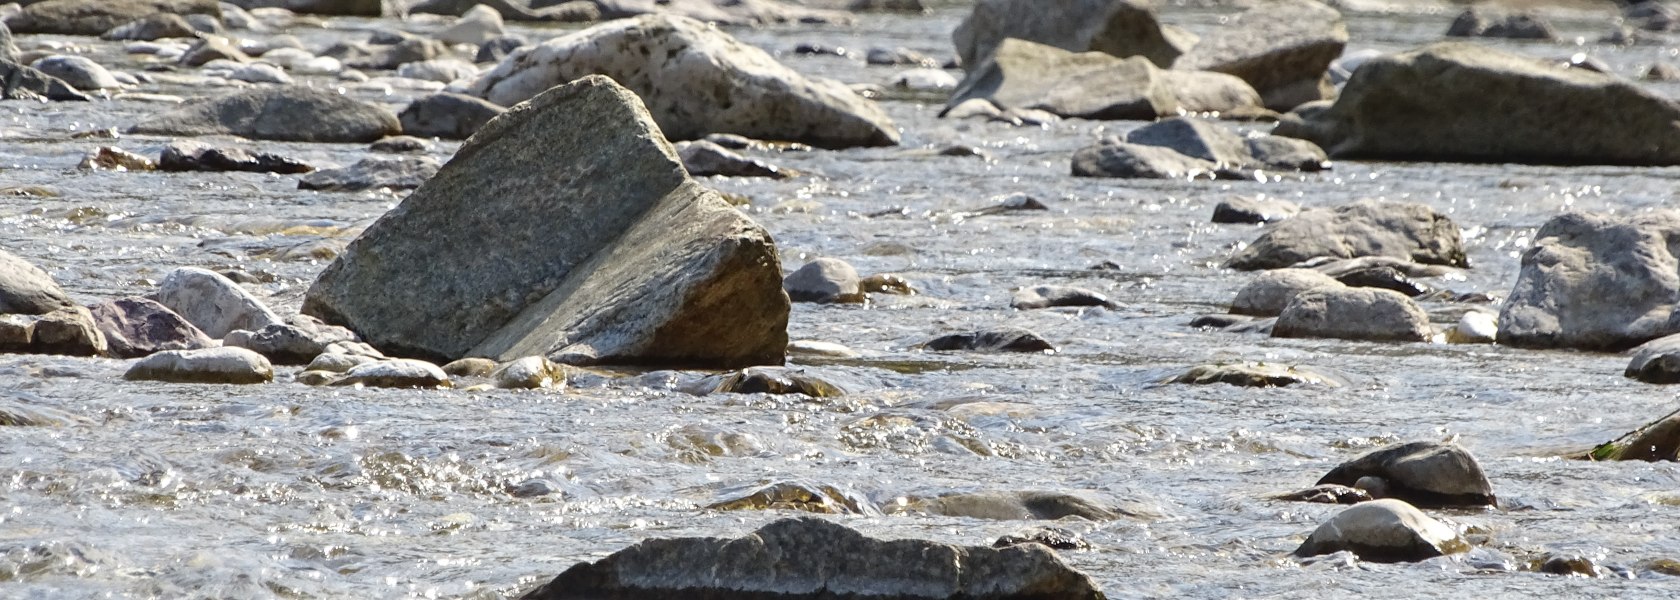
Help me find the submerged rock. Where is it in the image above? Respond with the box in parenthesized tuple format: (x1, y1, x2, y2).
(129, 87, 401, 143)
(518, 517, 1105, 600)
(465, 14, 897, 149)
(1273, 287, 1431, 342)
(784, 258, 864, 304)
(1168, 362, 1343, 387)
(1317, 441, 1497, 508)
(1011, 285, 1115, 310)
(123, 347, 275, 384)
(1225, 200, 1468, 271)
(1272, 484, 1373, 505)
(88, 297, 212, 359)
(1588, 408, 1680, 461)
(692, 366, 846, 397)
(925, 328, 1055, 353)
(304, 76, 789, 368)
(1500, 211, 1680, 351)
(1294, 499, 1467, 563)
(707, 480, 874, 514)
(952, 0, 1185, 69)
(1274, 43, 1680, 165)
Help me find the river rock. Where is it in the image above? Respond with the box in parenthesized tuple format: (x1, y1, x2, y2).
(1446, 7, 1555, 40)
(1071, 139, 1217, 179)
(0, 60, 91, 101)
(1126, 116, 1249, 165)
(899, 490, 1126, 521)
(397, 92, 504, 140)
(1246, 135, 1331, 171)
(518, 517, 1105, 600)
(1160, 69, 1265, 115)
(1, 249, 75, 316)
(488, 355, 568, 389)
(1294, 499, 1467, 563)
(475, 34, 526, 63)
(436, 4, 503, 45)
(397, 58, 477, 83)
(101, 13, 198, 40)
(1213, 196, 1299, 224)
(79, 147, 155, 171)
(584, 0, 845, 25)
(297, 156, 440, 192)
(30, 307, 107, 356)
(1174, 0, 1347, 111)
(677, 140, 791, 179)
(1274, 43, 1680, 165)
(1444, 311, 1497, 344)
(1272, 484, 1373, 504)
(945, 39, 1200, 121)
(369, 135, 432, 154)
(1589, 408, 1680, 461)
(1318, 441, 1496, 507)
(707, 480, 874, 514)
(784, 258, 863, 304)
(1169, 362, 1343, 387)
(1331, 264, 1431, 296)
(1273, 287, 1431, 342)
(5, 0, 219, 35)
(129, 87, 400, 143)
(1229, 270, 1344, 317)
(308, 351, 377, 373)
(1500, 211, 1680, 351)
(150, 266, 284, 339)
(123, 346, 275, 384)
(1627, 333, 1680, 383)
(179, 35, 249, 66)
(1011, 285, 1115, 310)
(925, 327, 1055, 352)
(88, 297, 212, 358)
(225, 0, 379, 16)
(692, 366, 846, 397)
(158, 139, 312, 173)
(1225, 200, 1467, 271)
(324, 35, 448, 70)
(223, 323, 332, 364)
(412, 0, 597, 22)
(993, 526, 1090, 551)
(953, 0, 1185, 70)
(226, 63, 290, 84)
(331, 358, 450, 388)
(30, 55, 121, 90)
(464, 14, 898, 149)
(304, 76, 789, 368)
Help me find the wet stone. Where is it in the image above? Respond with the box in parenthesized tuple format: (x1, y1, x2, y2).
(1294, 499, 1468, 563)
(925, 327, 1054, 353)
(677, 140, 792, 179)
(369, 135, 433, 153)
(1317, 441, 1497, 508)
(1537, 553, 1601, 577)
(1212, 195, 1300, 224)
(331, 358, 451, 389)
(441, 357, 497, 377)
(78, 147, 155, 171)
(1333, 265, 1432, 296)
(1272, 484, 1373, 504)
(306, 352, 376, 373)
(860, 273, 915, 295)
(223, 323, 337, 365)
(1168, 362, 1344, 388)
(784, 258, 864, 304)
(1230, 268, 1343, 317)
(993, 526, 1091, 551)
(897, 490, 1129, 521)
(1011, 285, 1115, 310)
(706, 479, 875, 514)
(491, 355, 570, 389)
(297, 156, 440, 192)
(124, 347, 276, 384)
(692, 366, 846, 397)
(158, 139, 313, 174)
(1587, 407, 1680, 461)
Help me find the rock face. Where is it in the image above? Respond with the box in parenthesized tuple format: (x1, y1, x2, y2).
(123, 347, 275, 384)
(1273, 287, 1431, 342)
(519, 517, 1106, 600)
(150, 267, 283, 339)
(465, 15, 897, 149)
(129, 87, 401, 143)
(1230, 269, 1343, 317)
(1, 249, 75, 316)
(1317, 441, 1496, 508)
(1225, 200, 1467, 271)
(1274, 43, 1680, 165)
(304, 76, 789, 368)
(1589, 408, 1680, 461)
(953, 0, 1183, 70)
(946, 39, 1257, 121)
(1174, 0, 1347, 111)
(1499, 211, 1680, 351)
(1294, 499, 1467, 563)
(5, 0, 219, 35)
(88, 297, 213, 359)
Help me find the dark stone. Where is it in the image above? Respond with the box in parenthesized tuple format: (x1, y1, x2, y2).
(993, 526, 1090, 551)
(297, 156, 440, 192)
(87, 297, 213, 359)
(1333, 266, 1432, 297)
(1317, 441, 1497, 508)
(158, 140, 314, 174)
(925, 328, 1054, 352)
(399, 92, 506, 140)
(1212, 196, 1299, 224)
(1011, 285, 1114, 310)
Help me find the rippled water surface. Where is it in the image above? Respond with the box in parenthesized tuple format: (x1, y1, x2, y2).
(5, 1, 1680, 598)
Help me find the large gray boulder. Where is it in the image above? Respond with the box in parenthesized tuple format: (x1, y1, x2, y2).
(129, 87, 401, 143)
(1272, 287, 1431, 342)
(1499, 211, 1680, 351)
(149, 267, 284, 339)
(1317, 441, 1496, 508)
(1174, 0, 1346, 111)
(4, 0, 219, 35)
(952, 0, 1186, 70)
(1, 249, 75, 316)
(1274, 43, 1680, 165)
(1294, 499, 1467, 563)
(1230, 268, 1343, 317)
(304, 76, 789, 368)
(518, 517, 1105, 600)
(464, 14, 897, 149)
(1225, 200, 1467, 271)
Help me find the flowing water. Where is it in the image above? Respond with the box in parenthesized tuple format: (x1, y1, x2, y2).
(5, 2, 1680, 598)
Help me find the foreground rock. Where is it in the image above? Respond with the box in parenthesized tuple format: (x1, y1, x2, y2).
(952, 0, 1185, 69)
(1294, 499, 1467, 563)
(123, 347, 274, 384)
(784, 258, 863, 304)
(304, 76, 789, 368)
(1225, 200, 1467, 270)
(129, 87, 401, 143)
(1275, 43, 1680, 165)
(1273, 288, 1430, 342)
(466, 14, 897, 149)
(1230, 269, 1343, 316)
(1317, 441, 1496, 507)
(88, 297, 213, 358)
(945, 39, 1259, 121)
(519, 517, 1105, 600)
(1499, 211, 1680, 351)
(5, 0, 219, 35)
(1588, 408, 1680, 461)
(1174, 0, 1346, 111)
(151, 267, 283, 339)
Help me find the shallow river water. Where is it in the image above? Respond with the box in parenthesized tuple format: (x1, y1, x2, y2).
(5, 1, 1680, 598)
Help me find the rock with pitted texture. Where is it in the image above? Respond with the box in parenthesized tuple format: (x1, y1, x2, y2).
(1318, 441, 1496, 507)
(124, 347, 275, 384)
(129, 87, 400, 143)
(1225, 200, 1467, 271)
(1294, 499, 1468, 563)
(1500, 211, 1680, 351)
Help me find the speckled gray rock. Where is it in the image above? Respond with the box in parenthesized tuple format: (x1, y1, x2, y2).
(1318, 441, 1496, 507)
(297, 156, 440, 192)
(30, 55, 121, 90)
(1071, 138, 1216, 179)
(0, 249, 75, 315)
(304, 76, 789, 368)
(953, 0, 1186, 69)
(1500, 211, 1680, 351)
(1174, 0, 1346, 111)
(1230, 269, 1343, 316)
(1273, 287, 1431, 342)
(88, 297, 213, 359)
(1294, 499, 1467, 563)
(6, 0, 220, 35)
(1225, 200, 1467, 270)
(399, 92, 505, 140)
(331, 358, 451, 388)
(1274, 43, 1680, 165)
(518, 517, 1105, 600)
(784, 258, 863, 304)
(465, 14, 897, 149)
(123, 347, 275, 384)
(129, 87, 400, 143)
(150, 267, 284, 339)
